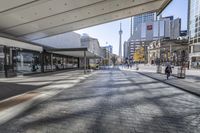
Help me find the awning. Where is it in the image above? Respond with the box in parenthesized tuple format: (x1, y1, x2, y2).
(47, 48, 104, 58)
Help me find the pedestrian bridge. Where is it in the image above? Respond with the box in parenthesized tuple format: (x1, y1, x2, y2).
(0, 0, 171, 40)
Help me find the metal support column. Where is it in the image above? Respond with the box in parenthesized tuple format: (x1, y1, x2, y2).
(41, 52, 44, 73)
(77, 58, 80, 68)
(84, 51, 86, 74)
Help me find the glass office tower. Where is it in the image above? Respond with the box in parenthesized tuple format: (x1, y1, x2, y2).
(133, 12, 156, 32)
(189, 0, 200, 68)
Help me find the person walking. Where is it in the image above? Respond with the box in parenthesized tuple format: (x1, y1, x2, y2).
(165, 65, 172, 80)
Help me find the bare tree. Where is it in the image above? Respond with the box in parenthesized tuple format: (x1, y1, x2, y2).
(111, 55, 118, 66)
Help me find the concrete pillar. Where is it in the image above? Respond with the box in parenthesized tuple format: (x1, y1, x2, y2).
(84, 51, 86, 74)
(191, 46, 194, 53)
(3, 46, 8, 77)
(41, 52, 44, 73)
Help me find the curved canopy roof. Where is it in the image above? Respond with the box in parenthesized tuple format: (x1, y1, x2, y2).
(0, 0, 171, 41)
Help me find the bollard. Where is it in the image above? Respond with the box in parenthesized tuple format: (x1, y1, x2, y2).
(157, 65, 162, 74)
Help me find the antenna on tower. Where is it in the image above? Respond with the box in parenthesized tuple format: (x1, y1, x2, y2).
(119, 22, 123, 58)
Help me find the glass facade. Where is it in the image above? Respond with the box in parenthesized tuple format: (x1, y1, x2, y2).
(2, 47, 42, 77)
(16, 50, 41, 74)
(43, 52, 79, 72)
(189, 0, 200, 47)
(189, 0, 200, 68)
(0, 46, 80, 77)
(52, 54, 78, 70)
(133, 12, 156, 32)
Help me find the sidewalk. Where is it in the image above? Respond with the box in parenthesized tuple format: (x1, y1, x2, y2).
(121, 66, 200, 97)
(0, 70, 94, 125)
(122, 64, 200, 84)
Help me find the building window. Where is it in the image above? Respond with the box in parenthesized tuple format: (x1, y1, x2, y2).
(194, 45, 200, 53)
(16, 51, 41, 74)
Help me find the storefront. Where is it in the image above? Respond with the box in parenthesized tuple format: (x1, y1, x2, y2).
(43, 52, 79, 72)
(0, 36, 82, 78)
(0, 36, 43, 77)
(0, 35, 103, 77)
(191, 56, 200, 69)
(16, 50, 42, 74)
(0, 46, 43, 77)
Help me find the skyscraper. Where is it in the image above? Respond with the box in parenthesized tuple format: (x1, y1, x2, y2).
(119, 23, 123, 58)
(188, 0, 200, 68)
(132, 12, 157, 33)
(102, 45, 113, 54)
(125, 12, 156, 60)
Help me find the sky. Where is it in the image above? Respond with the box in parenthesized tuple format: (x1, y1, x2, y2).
(75, 0, 188, 55)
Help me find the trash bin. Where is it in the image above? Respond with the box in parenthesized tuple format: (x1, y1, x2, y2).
(157, 65, 162, 73)
(177, 67, 186, 78)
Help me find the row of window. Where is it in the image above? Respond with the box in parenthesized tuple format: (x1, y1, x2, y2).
(189, 0, 200, 44)
(189, 37, 200, 44)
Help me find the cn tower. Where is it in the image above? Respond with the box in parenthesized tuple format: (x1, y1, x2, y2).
(119, 23, 123, 58)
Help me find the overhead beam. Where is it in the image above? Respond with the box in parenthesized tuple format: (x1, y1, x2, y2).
(0, 0, 105, 30)
(0, 0, 52, 14)
(0, 0, 171, 40)
(0, 0, 37, 13)
(3, 0, 165, 36)
(21, 0, 167, 40)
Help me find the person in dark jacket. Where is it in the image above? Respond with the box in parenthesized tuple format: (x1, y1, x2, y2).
(165, 65, 172, 80)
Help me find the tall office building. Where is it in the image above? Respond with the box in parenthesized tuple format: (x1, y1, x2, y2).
(188, 0, 200, 68)
(102, 45, 113, 54)
(132, 12, 157, 33)
(126, 12, 157, 60)
(125, 15, 181, 61)
(123, 41, 129, 59)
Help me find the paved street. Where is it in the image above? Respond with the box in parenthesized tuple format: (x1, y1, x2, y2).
(0, 69, 200, 133)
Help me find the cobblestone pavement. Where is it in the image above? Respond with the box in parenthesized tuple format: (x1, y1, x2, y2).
(0, 69, 200, 133)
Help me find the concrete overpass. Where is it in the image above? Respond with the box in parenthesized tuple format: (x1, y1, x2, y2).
(0, 0, 171, 41)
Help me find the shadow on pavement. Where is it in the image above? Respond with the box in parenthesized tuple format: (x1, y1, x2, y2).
(0, 69, 200, 133)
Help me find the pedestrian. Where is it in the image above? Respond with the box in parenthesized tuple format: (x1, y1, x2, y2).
(165, 64, 172, 80)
